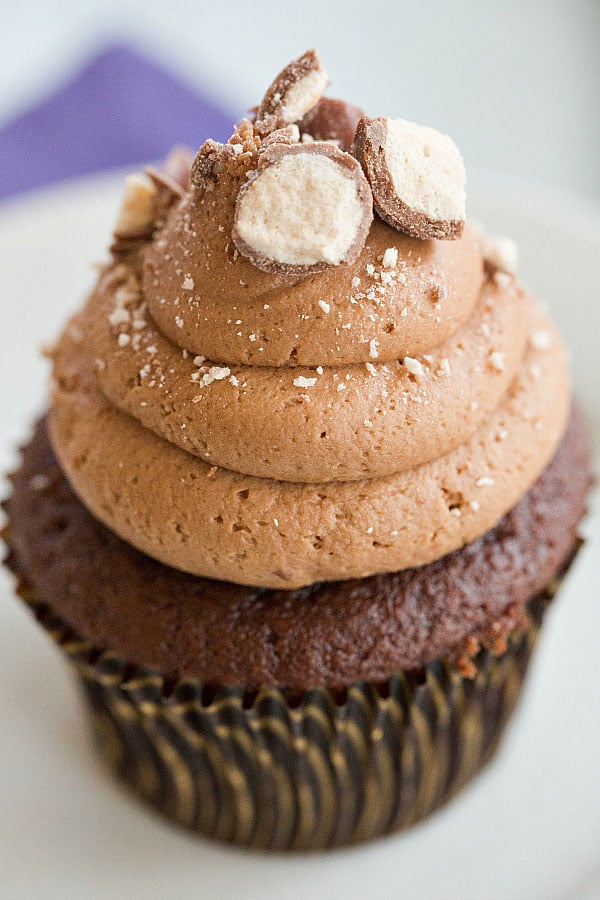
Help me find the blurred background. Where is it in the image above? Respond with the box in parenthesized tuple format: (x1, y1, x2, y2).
(2, 5, 600, 898)
(1, 0, 599, 204)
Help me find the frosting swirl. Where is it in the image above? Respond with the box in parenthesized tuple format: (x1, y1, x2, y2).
(47, 79, 570, 589)
(69, 261, 527, 483)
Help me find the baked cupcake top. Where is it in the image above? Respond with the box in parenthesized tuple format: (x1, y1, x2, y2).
(48, 50, 570, 588)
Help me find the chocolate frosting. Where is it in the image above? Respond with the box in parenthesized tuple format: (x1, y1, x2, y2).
(47, 105, 571, 588)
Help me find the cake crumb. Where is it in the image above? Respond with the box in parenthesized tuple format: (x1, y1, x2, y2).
(456, 655, 477, 679)
(493, 271, 512, 288)
(200, 366, 231, 386)
(382, 247, 398, 269)
(530, 363, 541, 380)
(108, 308, 130, 327)
(403, 356, 424, 378)
(430, 283, 447, 303)
(529, 330, 551, 351)
(488, 351, 505, 372)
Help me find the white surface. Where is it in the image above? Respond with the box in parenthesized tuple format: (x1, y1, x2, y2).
(0, 173, 599, 900)
(1, 1, 600, 202)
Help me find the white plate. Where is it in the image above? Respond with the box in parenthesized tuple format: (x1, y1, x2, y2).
(0, 173, 598, 900)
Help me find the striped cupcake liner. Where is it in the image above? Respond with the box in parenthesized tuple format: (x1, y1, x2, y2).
(7, 562, 571, 851)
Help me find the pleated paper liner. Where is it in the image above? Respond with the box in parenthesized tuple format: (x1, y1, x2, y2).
(4, 537, 581, 854)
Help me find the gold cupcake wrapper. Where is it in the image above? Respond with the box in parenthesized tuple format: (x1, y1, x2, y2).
(8, 563, 575, 852)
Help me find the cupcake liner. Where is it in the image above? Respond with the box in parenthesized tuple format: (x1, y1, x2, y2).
(5, 545, 579, 851)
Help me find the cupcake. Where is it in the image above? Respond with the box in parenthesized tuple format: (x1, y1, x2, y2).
(3, 49, 592, 850)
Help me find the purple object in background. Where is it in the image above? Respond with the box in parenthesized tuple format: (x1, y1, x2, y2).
(0, 44, 234, 201)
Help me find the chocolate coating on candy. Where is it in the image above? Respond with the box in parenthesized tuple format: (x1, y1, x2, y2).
(354, 116, 466, 240)
(191, 139, 237, 190)
(110, 163, 185, 264)
(232, 143, 373, 275)
(299, 97, 364, 151)
(255, 49, 330, 136)
(113, 174, 159, 240)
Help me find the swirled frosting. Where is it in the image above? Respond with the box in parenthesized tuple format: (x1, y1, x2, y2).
(48, 94, 570, 590)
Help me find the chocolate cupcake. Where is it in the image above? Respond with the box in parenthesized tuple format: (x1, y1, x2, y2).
(3, 50, 592, 850)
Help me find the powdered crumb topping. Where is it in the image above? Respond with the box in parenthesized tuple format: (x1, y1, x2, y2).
(488, 351, 505, 372)
(182, 274, 194, 290)
(403, 356, 424, 377)
(382, 247, 398, 268)
(293, 375, 317, 388)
